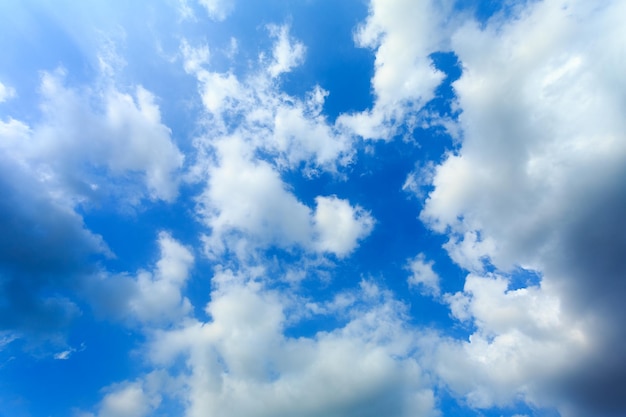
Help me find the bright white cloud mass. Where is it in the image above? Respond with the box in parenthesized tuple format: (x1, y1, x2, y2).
(1, 1, 625, 417)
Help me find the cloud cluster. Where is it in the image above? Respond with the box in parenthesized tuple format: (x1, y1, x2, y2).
(429, 274, 590, 411)
(5, 1, 625, 417)
(81, 236, 437, 417)
(0, 68, 183, 336)
(183, 27, 374, 260)
(2, 70, 183, 204)
(414, 0, 626, 415)
(81, 2, 626, 416)
(136, 272, 439, 417)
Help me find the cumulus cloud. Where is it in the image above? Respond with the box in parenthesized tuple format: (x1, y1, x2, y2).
(35, 70, 183, 202)
(183, 28, 372, 259)
(426, 273, 590, 413)
(95, 378, 162, 417)
(8, 2, 625, 417)
(415, 0, 626, 414)
(197, 135, 314, 257)
(1, 69, 183, 204)
(128, 232, 195, 324)
(337, 0, 455, 139)
(182, 29, 353, 172)
(196, 138, 374, 259)
(313, 195, 375, 258)
(143, 271, 438, 417)
(87, 232, 194, 326)
(99, 384, 153, 417)
(0, 64, 184, 336)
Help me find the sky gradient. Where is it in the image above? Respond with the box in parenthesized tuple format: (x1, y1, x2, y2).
(1, 1, 625, 417)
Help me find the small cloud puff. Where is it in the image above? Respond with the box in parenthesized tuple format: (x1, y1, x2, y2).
(0, 81, 16, 103)
(313, 195, 375, 258)
(267, 24, 306, 78)
(197, 0, 234, 21)
(406, 253, 440, 297)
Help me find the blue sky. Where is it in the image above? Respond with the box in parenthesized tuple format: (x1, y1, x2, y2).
(1, 1, 626, 417)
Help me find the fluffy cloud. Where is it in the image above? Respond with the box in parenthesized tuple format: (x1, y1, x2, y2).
(144, 272, 438, 417)
(313, 195, 375, 257)
(34, 70, 183, 202)
(128, 232, 195, 324)
(184, 28, 372, 259)
(197, 138, 374, 259)
(183, 28, 353, 172)
(88, 374, 167, 417)
(197, 135, 314, 257)
(406, 253, 440, 296)
(337, 0, 455, 139)
(0, 81, 16, 102)
(424, 273, 590, 414)
(0, 67, 184, 336)
(1, 70, 183, 204)
(267, 24, 306, 78)
(86, 232, 194, 326)
(416, 0, 626, 414)
(0, 124, 109, 334)
(197, 0, 234, 21)
(7, 2, 625, 417)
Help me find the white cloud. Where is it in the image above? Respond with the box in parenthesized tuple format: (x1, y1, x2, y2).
(128, 232, 195, 324)
(183, 30, 370, 259)
(422, 0, 626, 271)
(197, 138, 373, 259)
(337, 0, 455, 140)
(0, 81, 16, 102)
(313, 195, 374, 258)
(177, 0, 195, 20)
(447, 275, 572, 339)
(197, 0, 234, 21)
(272, 85, 353, 169)
(104, 86, 184, 201)
(407, 253, 440, 296)
(9, 2, 625, 416)
(145, 272, 438, 417)
(181, 39, 210, 73)
(1, 69, 184, 203)
(415, 0, 626, 414)
(197, 135, 315, 257)
(54, 348, 73, 360)
(87, 232, 194, 326)
(402, 162, 435, 200)
(426, 274, 590, 412)
(267, 24, 306, 78)
(52, 342, 85, 360)
(182, 30, 353, 172)
(97, 380, 160, 417)
(0, 332, 19, 350)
